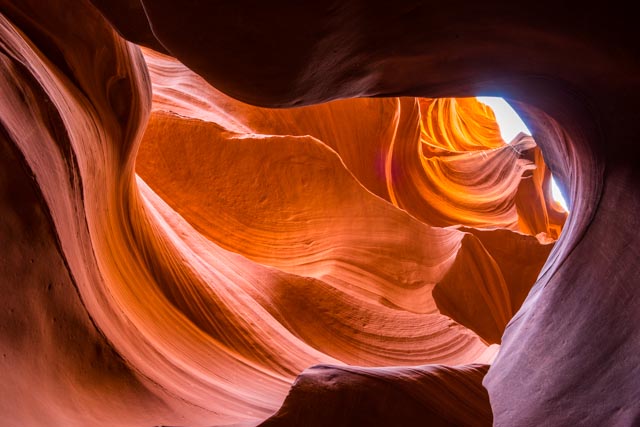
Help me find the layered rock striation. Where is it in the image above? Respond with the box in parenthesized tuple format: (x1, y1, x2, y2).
(2, 0, 637, 426)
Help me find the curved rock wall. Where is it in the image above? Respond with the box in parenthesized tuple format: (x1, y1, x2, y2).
(2, 0, 637, 426)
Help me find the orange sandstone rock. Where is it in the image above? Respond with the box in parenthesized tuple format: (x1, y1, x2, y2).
(6, 0, 620, 426)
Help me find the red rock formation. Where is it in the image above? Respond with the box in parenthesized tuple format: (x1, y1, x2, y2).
(261, 364, 493, 427)
(2, 0, 637, 426)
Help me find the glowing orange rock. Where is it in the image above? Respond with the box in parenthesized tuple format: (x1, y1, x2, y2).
(111, 2, 637, 425)
(0, 1, 575, 426)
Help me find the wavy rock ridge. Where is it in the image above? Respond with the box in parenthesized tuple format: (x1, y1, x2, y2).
(4, 0, 636, 426)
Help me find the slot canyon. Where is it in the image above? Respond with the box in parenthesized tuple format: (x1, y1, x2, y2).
(0, 1, 638, 426)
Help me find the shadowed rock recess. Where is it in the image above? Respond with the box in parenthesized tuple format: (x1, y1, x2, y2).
(0, 1, 637, 426)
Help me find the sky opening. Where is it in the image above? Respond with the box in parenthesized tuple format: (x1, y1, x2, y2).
(476, 97, 569, 211)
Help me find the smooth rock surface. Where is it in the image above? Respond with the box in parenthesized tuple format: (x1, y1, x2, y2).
(2, 0, 638, 426)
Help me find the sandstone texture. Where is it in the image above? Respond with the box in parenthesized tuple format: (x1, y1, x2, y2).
(1, 1, 637, 426)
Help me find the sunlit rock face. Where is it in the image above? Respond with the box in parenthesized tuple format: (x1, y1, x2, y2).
(1, 0, 638, 426)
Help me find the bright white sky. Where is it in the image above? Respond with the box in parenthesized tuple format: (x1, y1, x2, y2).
(475, 97, 569, 211)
